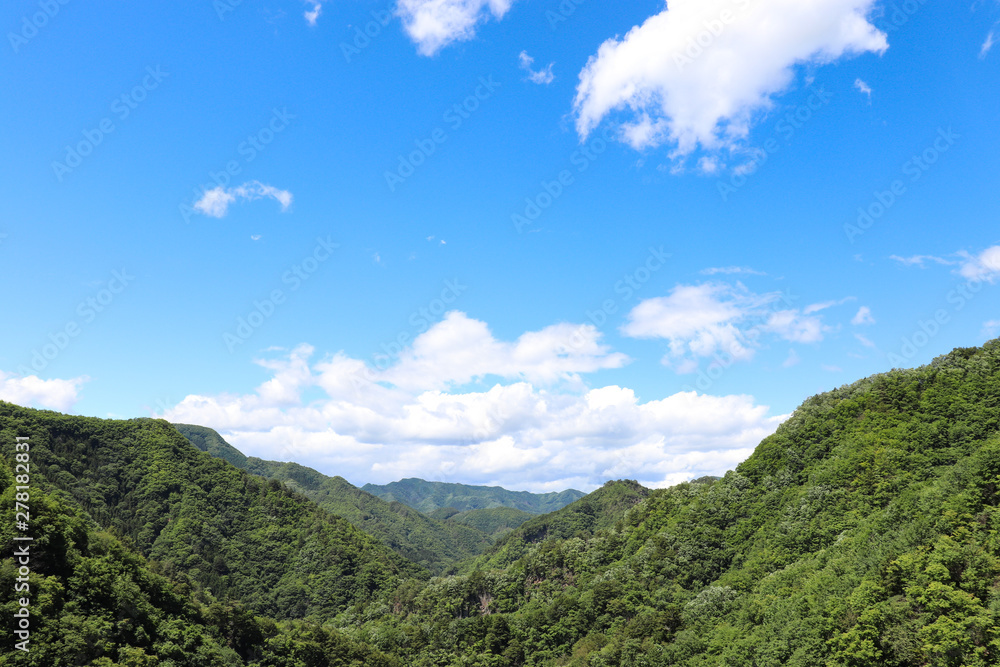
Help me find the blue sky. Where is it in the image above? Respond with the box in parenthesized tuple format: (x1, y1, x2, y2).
(2, 0, 999, 492)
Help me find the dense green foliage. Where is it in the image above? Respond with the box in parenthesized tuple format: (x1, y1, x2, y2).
(175, 424, 493, 574)
(362, 478, 585, 515)
(0, 409, 422, 623)
(333, 341, 1000, 665)
(7, 340, 1000, 665)
(434, 507, 537, 538)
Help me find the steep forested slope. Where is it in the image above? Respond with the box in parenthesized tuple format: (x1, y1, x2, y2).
(7, 340, 1000, 666)
(332, 342, 1000, 665)
(0, 407, 423, 624)
(174, 423, 493, 573)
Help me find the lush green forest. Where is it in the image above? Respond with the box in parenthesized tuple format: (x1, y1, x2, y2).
(174, 424, 498, 574)
(5, 340, 1000, 665)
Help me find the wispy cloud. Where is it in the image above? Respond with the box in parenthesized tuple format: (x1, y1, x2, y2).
(621, 282, 836, 371)
(851, 306, 875, 326)
(981, 30, 995, 59)
(890, 254, 955, 268)
(518, 51, 555, 85)
(194, 181, 293, 218)
(854, 77, 872, 100)
(983, 320, 1000, 338)
(700, 266, 765, 276)
(854, 333, 876, 348)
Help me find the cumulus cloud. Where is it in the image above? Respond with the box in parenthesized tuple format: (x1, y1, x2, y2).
(379, 311, 629, 391)
(958, 246, 1000, 282)
(851, 306, 875, 326)
(157, 319, 786, 491)
(621, 282, 832, 370)
(573, 0, 887, 156)
(518, 51, 555, 84)
(0, 371, 88, 412)
(194, 181, 293, 218)
(396, 0, 514, 56)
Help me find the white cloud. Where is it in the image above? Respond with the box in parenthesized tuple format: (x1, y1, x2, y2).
(621, 282, 832, 370)
(158, 339, 786, 491)
(304, 1, 323, 26)
(890, 254, 955, 268)
(958, 246, 1000, 282)
(821, 364, 842, 373)
(573, 0, 887, 155)
(700, 266, 766, 276)
(803, 297, 855, 314)
(782, 349, 801, 368)
(851, 306, 875, 326)
(981, 30, 995, 59)
(379, 311, 629, 391)
(854, 77, 872, 99)
(854, 333, 876, 348)
(0, 371, 88, 412)
(518, 51, 555, 85)
(983, 320, 1000, 338)
(194, 181, 293, 218)
(396, 0, 514, 56)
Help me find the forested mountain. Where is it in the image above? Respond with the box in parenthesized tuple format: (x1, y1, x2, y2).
(174, 424, 494, 574)
(0, 408, 422, 621)
(362, 477, 585, 514)
(5, 340, 1000, 665)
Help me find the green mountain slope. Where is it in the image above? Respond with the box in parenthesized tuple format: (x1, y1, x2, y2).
(327, 341, 1000, 665)
(174, 424, 493, 573)
(434, 506, 537, 537)
(0, 405, 423, 625)
(361, 477, 586, 514)
(0, 465, 400, 666)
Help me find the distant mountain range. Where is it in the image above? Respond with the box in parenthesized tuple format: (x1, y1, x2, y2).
(173, 424, 582, 573)
(361, 477, 586, 514)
